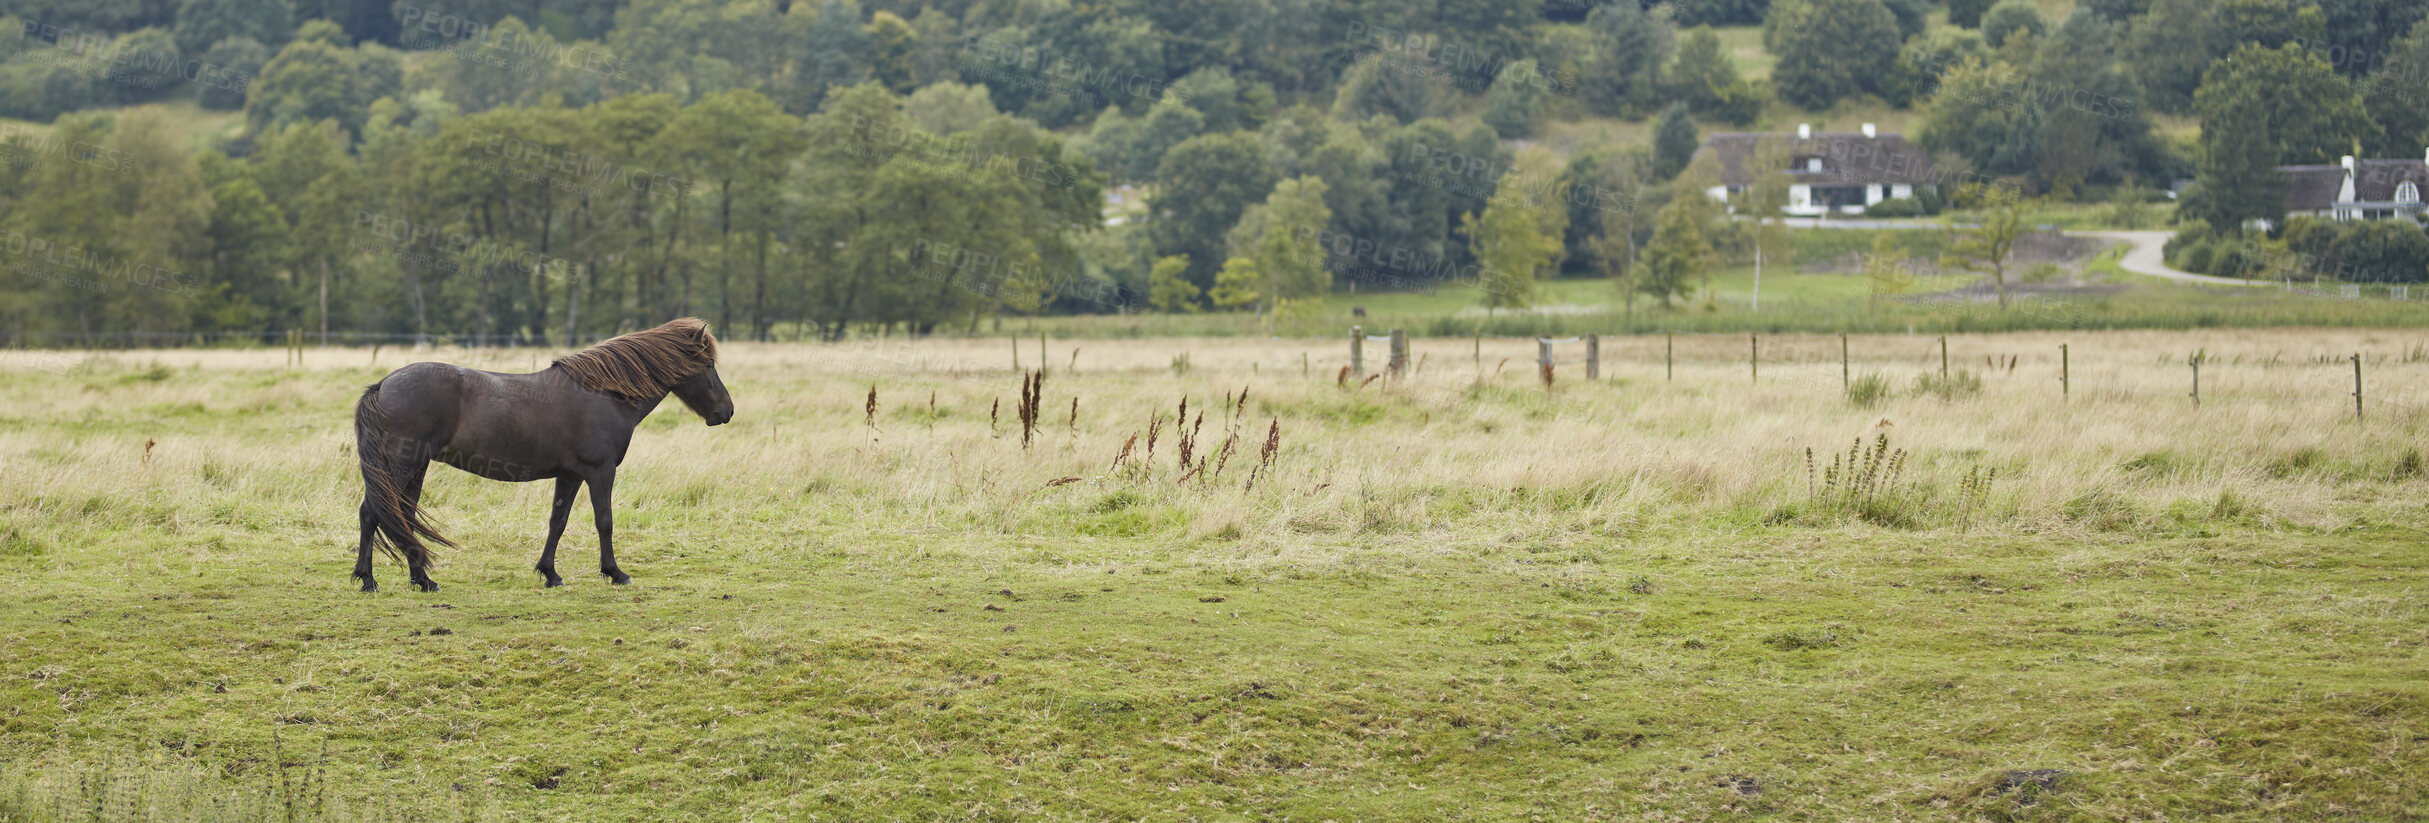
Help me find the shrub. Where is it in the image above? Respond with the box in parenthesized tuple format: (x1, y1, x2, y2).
(2020, 262, 2066, 283)
(1846, 372, 1893, 406)
(1863, 197, 1927, 218)
(2163, 218, 2213, 262)
(2333, 219, 2429, 283)
(1913, 368, 1982, 401)
(2175, 240, 2216, 275)
(1795, 433, 1994, 529)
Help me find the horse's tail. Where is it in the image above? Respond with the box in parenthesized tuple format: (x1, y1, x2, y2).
(355, 383, 455, 567)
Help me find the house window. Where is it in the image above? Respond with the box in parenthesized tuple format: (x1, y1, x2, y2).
(2399, 182, 2420, 204)
(1810, 185, 1866, 208)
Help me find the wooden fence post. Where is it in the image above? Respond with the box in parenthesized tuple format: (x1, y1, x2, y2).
(1665, 333, 1673, 382)
(1939, 335, 1948, 382)
(2353, 353, 2364, 420)
(1389, 329, 1407, 378)
(2189, 352, 2201, 407)
(1538, 338, 1554, 388)
(1039, 331, 1047, 377)
(1011, 334, 1019, 372)
(1749, 333, 1758, 383)
(1840, 333, 1849, 392)
(1350, 326, 1364, 378)
(2060, 344, 2069, 399)
(1585, 334, 1600, 380)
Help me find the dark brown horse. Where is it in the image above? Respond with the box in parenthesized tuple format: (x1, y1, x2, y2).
(352, 318, 734, 592)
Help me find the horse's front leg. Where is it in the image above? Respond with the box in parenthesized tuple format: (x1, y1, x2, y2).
(536, 475, 581, 587)
(588, 470, 629, 584)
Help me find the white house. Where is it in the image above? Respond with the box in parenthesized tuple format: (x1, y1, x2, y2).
(1694, 123, 1938, 217)
(2281, 151, 2429, 222)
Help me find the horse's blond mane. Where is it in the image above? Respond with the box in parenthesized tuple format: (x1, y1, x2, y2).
(552, 318, 718, 397)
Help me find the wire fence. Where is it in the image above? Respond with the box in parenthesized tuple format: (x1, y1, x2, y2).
(0, 329, 590, 349)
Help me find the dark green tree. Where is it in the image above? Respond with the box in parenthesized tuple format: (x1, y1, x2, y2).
(2308, 0, 2429, 77)
(2363, 26, 2429, 155)
(1883, 27, 1988, 108)
(1948, 0, 1996, 27)
(1767, 0, 1900, 109)
(1668, 0, 1772, 27)
(1376, 119, 1460, 283)
(1168, 67, 1251, 133)
(799, 0, 872, 110)
(2195, 43, 2370, 167)
(1481, 60, 1550, 139)
(1652, 102, 1699, 182)
(196, 36, 269, 110)
(1980, 0, 2045, 47)
(2189, 109, 2285, 231)
(1149, 132, 1279, 290)
(2080, 0, 2149, 20)
(172, 0, 291, 57)
(1881, 0, 1931, 37)
(2127, 0, 2326, 113)
(2027, 10, 2165, 192)
(1579, 1, 1673, 117)
(196, 173, 287, 330)
(1333, 54, 1433, 124)
(1664, 27, 1742, 113)
(1133, 104, 1207, 181)
(244, 39, 365, 137)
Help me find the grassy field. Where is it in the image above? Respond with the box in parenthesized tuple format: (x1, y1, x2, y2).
(0, 100, 245, 152)
(1023, 256, 2429, 340)
(2, 330, 2426, 820)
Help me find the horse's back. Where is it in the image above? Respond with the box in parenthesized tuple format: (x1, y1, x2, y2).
(360, 362, 466, 439)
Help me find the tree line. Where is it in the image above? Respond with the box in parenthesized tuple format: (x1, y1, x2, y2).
(1, 0, 2426, 341)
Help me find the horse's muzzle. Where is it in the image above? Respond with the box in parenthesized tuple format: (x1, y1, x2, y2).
(708, 410, 734, 426)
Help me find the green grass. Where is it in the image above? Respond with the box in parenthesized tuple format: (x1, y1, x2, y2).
(1022, 229, 2429, 339)
(13, 523, 2425, 819)
(2, 349, 2426, 820)
(0, 99, 244, 152)
(1712, 25, 1775, 81)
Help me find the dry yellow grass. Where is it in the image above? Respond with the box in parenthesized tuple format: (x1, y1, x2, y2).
(5, 328, 2423, 553)
(2, 329, 2425, 819)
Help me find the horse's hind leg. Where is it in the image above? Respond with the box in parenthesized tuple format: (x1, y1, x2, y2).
(536, 475, 580, 587)
(355, 503, 379, 593)
(402, 463, 440, 593)
(588, 470, 629, 585)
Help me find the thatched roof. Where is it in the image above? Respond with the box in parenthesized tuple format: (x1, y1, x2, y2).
(1695, 131, 1939, 188)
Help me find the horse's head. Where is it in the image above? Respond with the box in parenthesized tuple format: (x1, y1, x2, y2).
(672, 365, 735, 426)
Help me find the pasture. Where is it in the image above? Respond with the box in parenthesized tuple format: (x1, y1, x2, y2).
(2, 329, 2426, 820)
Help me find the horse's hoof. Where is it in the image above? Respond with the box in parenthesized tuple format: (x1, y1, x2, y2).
(608, 573, 631, 585)
(414, 580, 441, 593)
(543, 577, 564, 588)
(360, 582, 379, 593)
